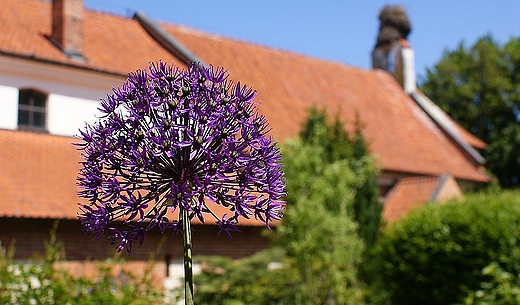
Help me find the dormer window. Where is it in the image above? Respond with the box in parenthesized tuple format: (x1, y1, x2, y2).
(18, 89, 47, 132)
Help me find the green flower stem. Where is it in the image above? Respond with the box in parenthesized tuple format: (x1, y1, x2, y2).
(182, 206, 194, 305)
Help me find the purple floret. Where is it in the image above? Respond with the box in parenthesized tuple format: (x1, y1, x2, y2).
(75, 62, 286, 253)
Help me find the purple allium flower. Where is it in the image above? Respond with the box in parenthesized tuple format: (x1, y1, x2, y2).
(76, 62, 286, 253)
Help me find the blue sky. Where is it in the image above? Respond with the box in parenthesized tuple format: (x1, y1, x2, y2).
(84, 1, 519, 81)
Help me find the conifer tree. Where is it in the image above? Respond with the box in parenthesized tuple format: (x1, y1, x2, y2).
(297, 107, 382, 248)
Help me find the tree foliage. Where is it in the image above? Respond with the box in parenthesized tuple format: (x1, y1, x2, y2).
(420, 35, 520, 187)
(372, 190, 520, 305)
(275, 107, 381, 303)
(277, 140, 366, 304)
(463, 262, 520, 305)
(192, 107, 381, 304)
(297, 107, 382, 248)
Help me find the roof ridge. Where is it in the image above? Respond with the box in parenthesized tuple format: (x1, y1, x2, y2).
(159, 20, 362, 68)
(133, 11, 205, 65)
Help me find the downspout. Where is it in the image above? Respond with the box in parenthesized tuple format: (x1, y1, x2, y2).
(133, 11, 206, 66)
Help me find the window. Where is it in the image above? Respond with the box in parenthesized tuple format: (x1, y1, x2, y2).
(18, 89, 47, 132)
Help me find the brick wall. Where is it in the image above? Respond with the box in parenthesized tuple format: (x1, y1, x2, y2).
(0, 218, 272, 284)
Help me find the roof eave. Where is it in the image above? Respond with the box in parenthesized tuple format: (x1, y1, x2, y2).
(410, 90, 486, 166)
(0, 51, 127, 77)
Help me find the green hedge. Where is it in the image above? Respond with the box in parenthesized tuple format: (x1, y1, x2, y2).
(192, 248, 300, 305)
(372, 190, 520, 305)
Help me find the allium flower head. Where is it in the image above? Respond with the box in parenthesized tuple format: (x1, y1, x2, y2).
(76, 62, 286, 253)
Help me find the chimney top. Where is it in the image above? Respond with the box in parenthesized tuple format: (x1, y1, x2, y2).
(50, 0, 85, 61)
(372, 5, 416, 94)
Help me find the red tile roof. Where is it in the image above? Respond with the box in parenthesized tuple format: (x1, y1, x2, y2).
(0, 129, 80, 219)
(159, 23, 489, 182)
(0, 0, 178, 75)
(0, 129, 265, 225)
(382, 176, 441, 222)
(382, 174, 463, 222)
(0, 0, 490, 221)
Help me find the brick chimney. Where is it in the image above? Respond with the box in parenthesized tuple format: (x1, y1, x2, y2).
(372, 6, 416, 94)
(50, 0, 84, 60)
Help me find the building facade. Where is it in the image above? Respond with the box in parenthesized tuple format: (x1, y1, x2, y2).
(0, 0, 489, 289)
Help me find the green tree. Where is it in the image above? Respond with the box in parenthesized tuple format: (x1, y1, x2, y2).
(298, 107, 382, 248)
(276, 107, 382, 303)
(420, 35, 520, 187)
(191, 108, 380, 304)
(277, 138, 366, 304)
(350, 116, 382, 249)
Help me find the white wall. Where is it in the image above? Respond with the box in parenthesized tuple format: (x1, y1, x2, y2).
(0, 55, 125, 137)
(0, 84, 19, 130)
(47, 93, 100, 136)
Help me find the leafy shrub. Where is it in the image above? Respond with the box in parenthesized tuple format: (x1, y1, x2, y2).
(0, 222, 166, 305)
(193, 248, 300, 305)
(462, 262, 520, 305)
(0, 250, 69, 304)
(372, 190, 520, 305)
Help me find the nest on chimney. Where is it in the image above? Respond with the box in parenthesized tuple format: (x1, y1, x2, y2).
(376, 5, 411, 47)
